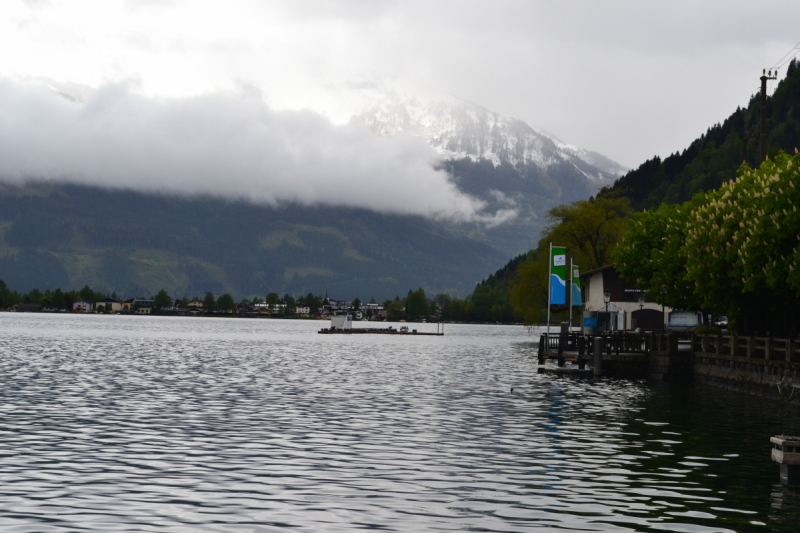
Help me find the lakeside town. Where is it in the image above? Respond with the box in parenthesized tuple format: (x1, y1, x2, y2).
(0, 282, 447, 322)
(13, 294, 387, 320)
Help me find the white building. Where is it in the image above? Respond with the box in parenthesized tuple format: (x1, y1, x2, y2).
(73, 300, 93, 313)
(132, 298, 154, 314)
(580, 264, 670, 332)
(95, 297, 123, 313)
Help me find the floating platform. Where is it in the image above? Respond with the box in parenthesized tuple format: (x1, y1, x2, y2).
(318, 327, 443, 336)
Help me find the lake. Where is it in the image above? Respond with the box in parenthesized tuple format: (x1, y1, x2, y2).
(0, 314, 797, 532)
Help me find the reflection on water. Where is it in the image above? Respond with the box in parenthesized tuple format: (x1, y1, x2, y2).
(0, 314, 797, 532)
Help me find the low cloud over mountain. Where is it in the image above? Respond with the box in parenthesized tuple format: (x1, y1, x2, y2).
(0, 78, 510, 223)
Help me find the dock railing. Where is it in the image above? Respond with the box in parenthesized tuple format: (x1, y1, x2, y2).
(689, 334, 800, 363)
(539, 331, 800, 363)
(538, 332, 650, 361)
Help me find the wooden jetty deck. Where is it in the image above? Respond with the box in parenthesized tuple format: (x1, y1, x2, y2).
(319, 326, 443, 336)
(538, 332, 651, 376)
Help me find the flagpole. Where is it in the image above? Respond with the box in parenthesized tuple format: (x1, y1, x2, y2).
(569, 257, 573, 331)
(546, 242, 552, 338)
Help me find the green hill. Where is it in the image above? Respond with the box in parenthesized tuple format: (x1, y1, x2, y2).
(611, 59, 800, 209)
(0, 182, 507, 300)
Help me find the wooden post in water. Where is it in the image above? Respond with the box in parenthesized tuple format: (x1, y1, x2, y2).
(593, 336, 603, 377)
(538, 334, 546, 366)
(577, 336, 586, 370)
(557, 322, 567, 367)
(771, 435, 800, 483)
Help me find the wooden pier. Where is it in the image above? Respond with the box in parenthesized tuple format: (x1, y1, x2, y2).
(538, 332, 651, 377)
(539, 330, 800, 389)
(319, 326, 443, 336)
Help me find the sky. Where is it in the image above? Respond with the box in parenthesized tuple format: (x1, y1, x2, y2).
(1, 0, 799, 217)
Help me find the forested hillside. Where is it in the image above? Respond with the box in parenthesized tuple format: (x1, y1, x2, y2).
(611, 59, 800, 209)
(436, 61, 800, 326)
(0, 183, 506, 299)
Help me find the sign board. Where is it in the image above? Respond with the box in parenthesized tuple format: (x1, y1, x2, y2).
(550, 246, 566, 305)
(668, 311, 701, 328)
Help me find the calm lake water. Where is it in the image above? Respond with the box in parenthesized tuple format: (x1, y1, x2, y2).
(0, 314, 798, 532)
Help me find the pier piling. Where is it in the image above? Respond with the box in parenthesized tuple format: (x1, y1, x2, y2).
(593, 337, 603, 377)
(771, 435, 800, 483)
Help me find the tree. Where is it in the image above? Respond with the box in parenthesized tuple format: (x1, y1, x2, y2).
(443, 297, 471, 322)
(352, 297, 361, 310)
(203, 292, 216, 313)
(510, 195, 631, 325)
(52, 288, 66, 310)
(154, 289, 172, 311)
(613, 200, 703, 313)
(0, 279, 20, 309)
(406, 288, 427, 321)
(305, 293, 323, 314)
(613, 151, 800, 335)
(266, 292, 279, 310)
(24, 288, 43, 304)
(284, 296, 296, 316)
(543, 192, 632, 271)
(79, 285, 101, 303)
(509, 256, 549, 325)
(217, 293, 235, 311)
(387, 301, 405, 321)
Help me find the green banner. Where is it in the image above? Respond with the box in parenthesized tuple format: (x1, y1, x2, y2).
(572, 265, 582, 306)
(550, 245, 566, 305)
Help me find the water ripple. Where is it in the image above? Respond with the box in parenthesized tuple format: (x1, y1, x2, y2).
(0, 314, 797, 531)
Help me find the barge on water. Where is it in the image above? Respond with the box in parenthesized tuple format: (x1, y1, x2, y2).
(318, 314, 444, 336)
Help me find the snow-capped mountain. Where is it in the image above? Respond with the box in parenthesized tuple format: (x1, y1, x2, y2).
(353, 94, 628, 256)
(356, 95, 627, 187)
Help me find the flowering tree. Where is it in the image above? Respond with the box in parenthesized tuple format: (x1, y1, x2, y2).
(613, 200, 700, 311)
(614, 151, 800, 334)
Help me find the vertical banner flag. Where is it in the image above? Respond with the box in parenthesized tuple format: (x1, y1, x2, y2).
(550, 246, 566, 305)
(572, 265, 582, 306)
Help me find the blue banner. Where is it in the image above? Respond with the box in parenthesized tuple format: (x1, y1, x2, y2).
(549, 246, 566, 305)
(571, 265, 582, 306)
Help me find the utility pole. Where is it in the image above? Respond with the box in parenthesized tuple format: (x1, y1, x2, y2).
(742, 132, 754, 164)
(760, 69, 777, 163)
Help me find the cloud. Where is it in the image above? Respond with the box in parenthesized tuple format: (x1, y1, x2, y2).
(0, 77, 497, 221)
(5, 1, 800, 169)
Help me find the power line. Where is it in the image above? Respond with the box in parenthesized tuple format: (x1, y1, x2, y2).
(774, 53, 798, 71)
(771, 40, 800, 70)
(767, 43, 800, 96)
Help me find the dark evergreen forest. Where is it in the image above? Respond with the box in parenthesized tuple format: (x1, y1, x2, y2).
(610, 59, 800, 209)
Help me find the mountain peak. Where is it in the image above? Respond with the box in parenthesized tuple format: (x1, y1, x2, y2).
(355, 95, 627, 181)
